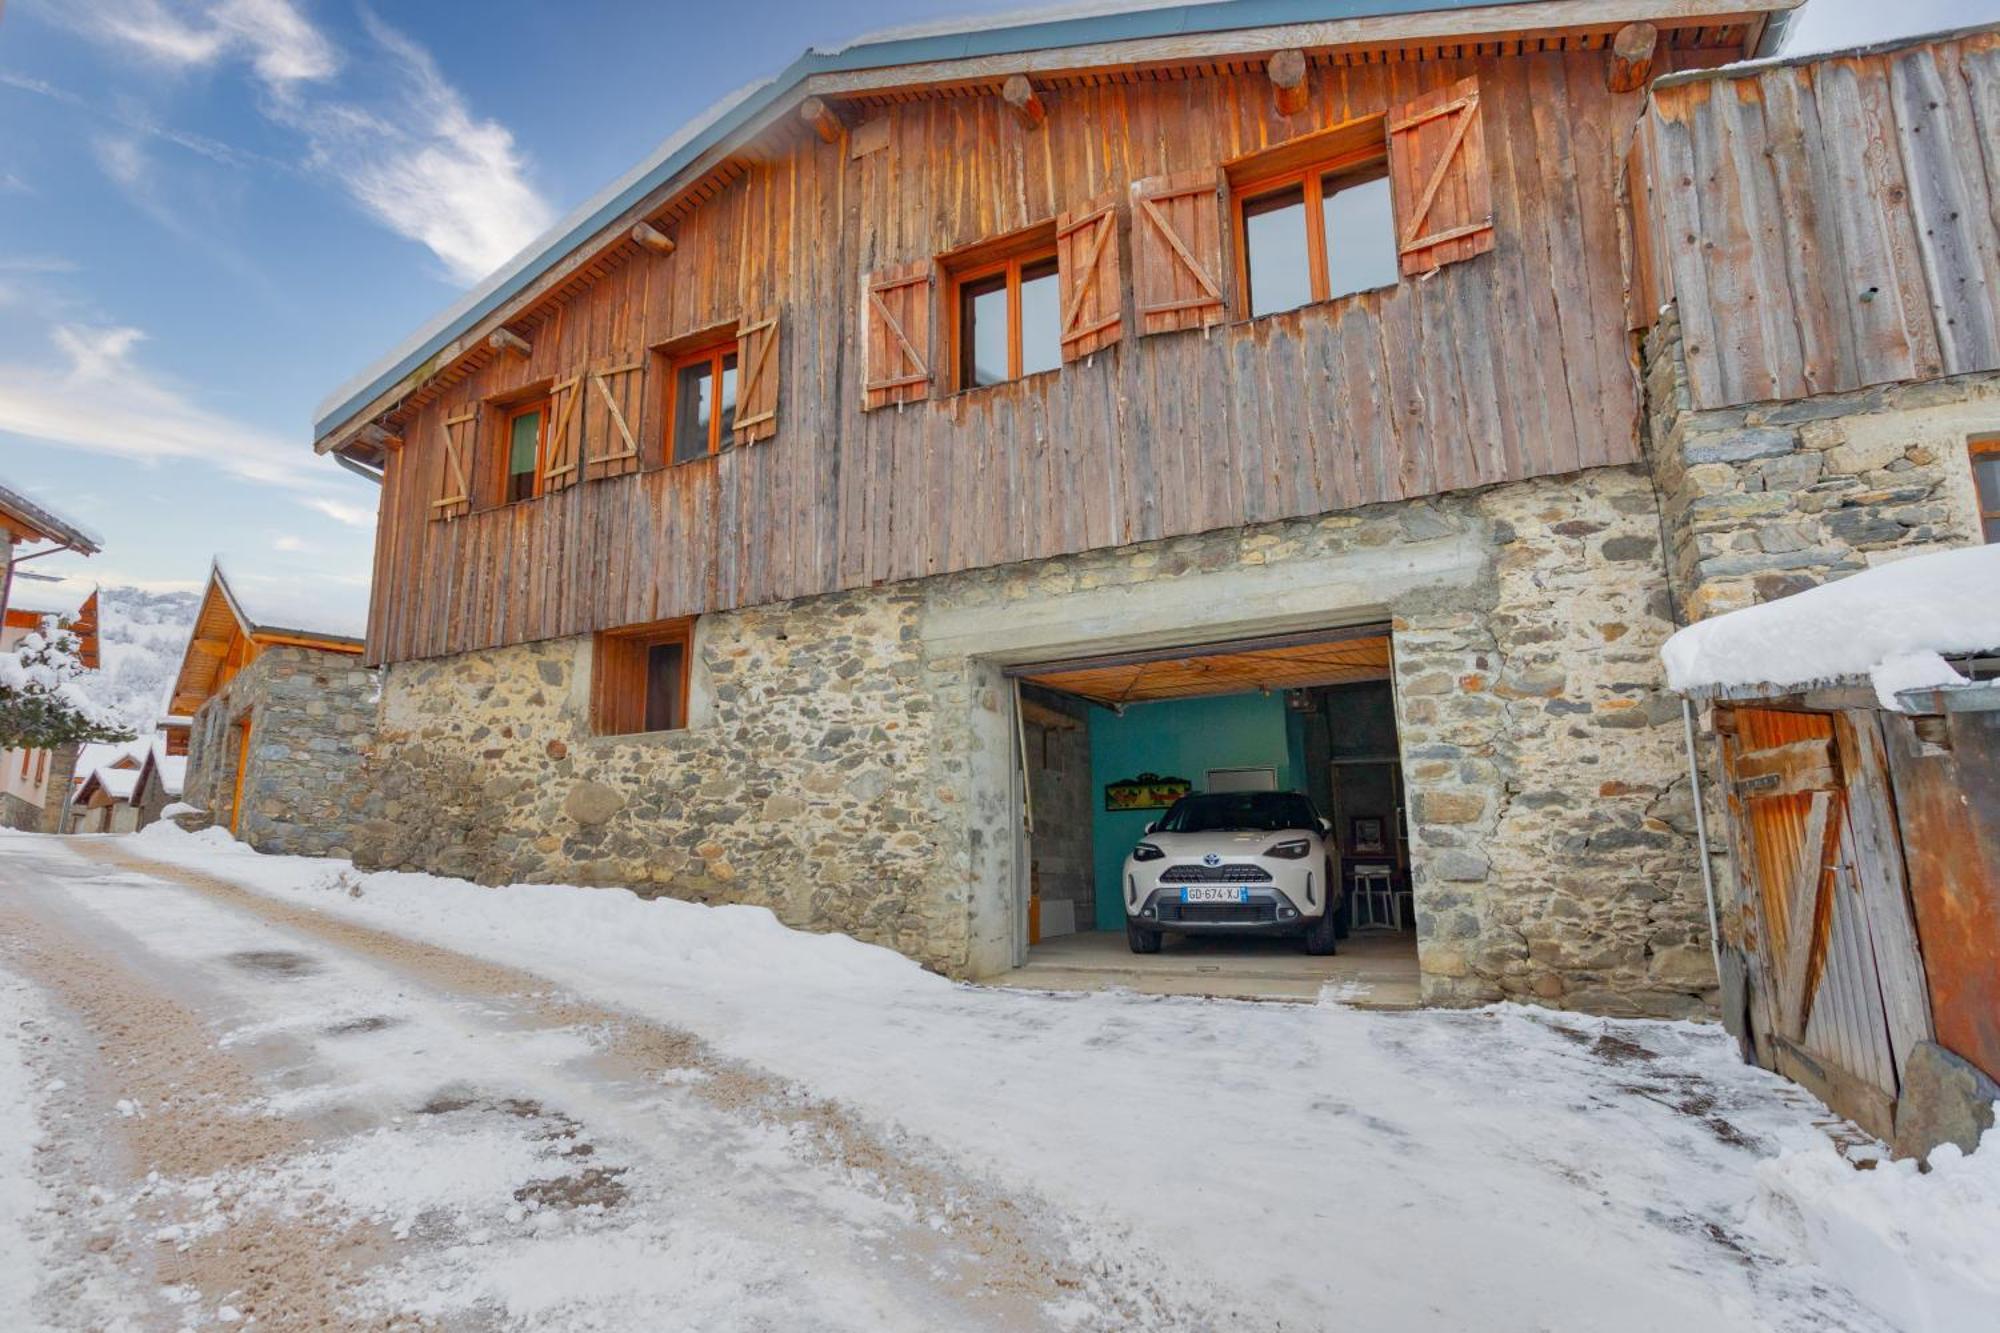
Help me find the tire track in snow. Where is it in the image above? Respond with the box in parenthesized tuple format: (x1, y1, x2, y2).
(61, 837, 1195, 1331)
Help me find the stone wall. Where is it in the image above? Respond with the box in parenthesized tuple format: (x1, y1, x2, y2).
(1022, 687, 1095, 936)
(0, 791, 37, 832)
(351, 465, 1711, 1015)
(1644, 309, 1997, 623)
(185, 646, 379, 856)
(38, 744, 77, 834)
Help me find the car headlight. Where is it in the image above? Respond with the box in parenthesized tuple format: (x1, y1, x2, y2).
(1131, 842, 1164, 862)
(1263, 838, 1311, 859)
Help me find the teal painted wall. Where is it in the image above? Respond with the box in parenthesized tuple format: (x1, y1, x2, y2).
(1085, 692, 1300, 929)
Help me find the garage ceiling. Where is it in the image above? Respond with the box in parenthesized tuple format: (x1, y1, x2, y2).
(1018, 631, 1392, 707)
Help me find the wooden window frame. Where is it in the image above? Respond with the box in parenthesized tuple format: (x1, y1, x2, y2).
(1229, 131, 1392, 320)
(1974, 436, 2000, 543)
(498, 395, 554, 505)
(941, 222, 1060, 393)
(663, 340, 739, 465)
(949, 248, 1060, 390)
(592, 618, 695, 737)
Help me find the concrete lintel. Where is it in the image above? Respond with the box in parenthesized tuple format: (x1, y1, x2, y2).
(918, 532, 1488, 666)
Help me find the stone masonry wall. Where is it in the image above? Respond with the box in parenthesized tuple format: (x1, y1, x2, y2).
(352, 465, 1710, 1015)
(1645, 309, 1997, 623)
(0, 790, 38, 832)
(185, 646, 379, 856)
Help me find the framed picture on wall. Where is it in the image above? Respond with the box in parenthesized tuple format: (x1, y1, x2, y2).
(1351, 816, 1387, 854)
(1104, 772, 1191, 812)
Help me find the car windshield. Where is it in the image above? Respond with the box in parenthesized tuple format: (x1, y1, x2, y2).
(1155, 792, 1318, 834)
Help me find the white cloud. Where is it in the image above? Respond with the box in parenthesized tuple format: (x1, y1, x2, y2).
(63, 1, 553, 286)
(0, 321, 329, 494)
(83, 0, 339, 91)
(306, 496, 375, 528)
(272, 534, 310, 552)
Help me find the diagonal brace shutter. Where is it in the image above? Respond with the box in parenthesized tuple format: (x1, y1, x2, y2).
(1387, 76, 1496, 275)
(862, 262, 932, 410)
(430, 406, 476, 520)
(584, 361, 644, 479)
(1056, 194, 1124, 361)
(539, 375, 584, 491)
(734, 312, 780, 443)
(1130, 169, 1226, 335)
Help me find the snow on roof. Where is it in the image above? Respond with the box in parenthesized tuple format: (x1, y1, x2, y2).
(2, 581, 86, 619)
(143, 738, 188, 797)
(87, 767, 140, 802)
(73, 736, 153, 782)
(1661, 545, 2000, 709)
(0, 473, 102, 553)
(315, 0, 1632, 445)
(213, 559, 369, 642)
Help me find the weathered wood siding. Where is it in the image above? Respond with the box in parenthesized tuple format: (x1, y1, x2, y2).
(1636, 27, 2000, 412)
(370, 49, 1698, 667)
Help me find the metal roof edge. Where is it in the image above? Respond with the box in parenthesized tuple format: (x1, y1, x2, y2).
(312, 0, 1770, 446)
(1652, 17, 2000, 91)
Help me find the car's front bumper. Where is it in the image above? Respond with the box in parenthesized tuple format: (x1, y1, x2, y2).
(1127, 885, 1311, 934)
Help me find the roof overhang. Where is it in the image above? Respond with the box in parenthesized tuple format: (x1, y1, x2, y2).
(313, 0, 1798, 459)
(0, 480, 100, 555)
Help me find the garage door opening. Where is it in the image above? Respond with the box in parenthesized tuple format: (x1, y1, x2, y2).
(1002, 627, 1418, 1005)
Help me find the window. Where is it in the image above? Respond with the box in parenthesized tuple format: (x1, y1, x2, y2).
(593, 619, 694, 736)
(501, 398, 550, 503)
(953, 248, 1061, 390)
(1235, 151, 1398, 318)
(669, 343, 738, 464)
(1974, 438, 2000, 543)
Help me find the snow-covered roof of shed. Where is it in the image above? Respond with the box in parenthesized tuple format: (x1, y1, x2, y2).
(314, 0, 1792, 449)
(1661, 545, 2000, 710)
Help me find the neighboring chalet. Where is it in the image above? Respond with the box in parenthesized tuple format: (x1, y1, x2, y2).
(69, 758, 143, 835)
(0, 587, 103, 832)
(171, 564, 374, 853)
(297, 0, 2000, 1101)
(312, 0, 1835, 1017)
(1, 478, 103, 832)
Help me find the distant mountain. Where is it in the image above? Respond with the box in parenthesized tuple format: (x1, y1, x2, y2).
(86, 587, 201, 730)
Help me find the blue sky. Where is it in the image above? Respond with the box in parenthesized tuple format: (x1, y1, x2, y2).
(1, 0, 1992, 610)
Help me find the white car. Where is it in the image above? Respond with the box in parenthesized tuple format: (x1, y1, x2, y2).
(1122, 791, 1344, 955)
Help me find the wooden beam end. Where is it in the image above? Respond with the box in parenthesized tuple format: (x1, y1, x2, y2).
(486, 328, 531, 358)
(1269, 48, 1309, 117)
(1002, 74, 1046, 131)
(799, 95, 851, 145)
(1607, 22, 1659, 94)
(630, 221, 676, 256)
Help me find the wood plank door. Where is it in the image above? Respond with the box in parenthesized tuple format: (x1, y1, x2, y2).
(1720, 706, 1932, 1139)
(230, 713, 253, 838)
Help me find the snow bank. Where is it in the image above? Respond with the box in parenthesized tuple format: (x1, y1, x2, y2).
(1754, 1125, 2000, 1333)
(1661, 545, 2000, 707)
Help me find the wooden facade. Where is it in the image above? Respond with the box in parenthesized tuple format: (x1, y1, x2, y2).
(350, 10, 1771, 668)
(1631, 24, 2000, 411)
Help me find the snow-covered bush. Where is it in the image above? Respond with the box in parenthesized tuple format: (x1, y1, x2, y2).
(0, 620, 134, 750)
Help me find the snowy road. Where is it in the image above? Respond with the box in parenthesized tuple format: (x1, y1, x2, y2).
(0, 836, 1169, 1330)
(0, 828, 1970, 1330)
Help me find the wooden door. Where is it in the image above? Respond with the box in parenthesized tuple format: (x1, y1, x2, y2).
(230, 714, 253, 837)
(1720, 706, 1932, 1138)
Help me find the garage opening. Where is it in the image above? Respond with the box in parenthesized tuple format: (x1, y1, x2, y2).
(1003, 626, 1418, 1005)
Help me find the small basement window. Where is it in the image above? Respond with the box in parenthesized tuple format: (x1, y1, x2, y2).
(1973, 436, 2000, 543)
(1232, 124, 1398, 318)
(668, 342, 738, 464)
(501, 397, 551, 503)
(593, 619, 694, 736)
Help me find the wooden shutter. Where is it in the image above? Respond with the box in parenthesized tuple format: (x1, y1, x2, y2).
(539, 375, 584, 492)
(430, 406, 476, 520)
(1387, 76, 1495, 275)
(583, 361, 643, 480)
(734, 312, 780, 444)
(1056, 195, 1123, 361)
(1130, 169, 1226, 335)
(862, 262, 932, 410)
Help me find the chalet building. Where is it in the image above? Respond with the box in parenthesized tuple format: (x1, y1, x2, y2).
(1, 479, 102, 833)
(171, 564, 374, 854)
(308, 1, 1998, 1020)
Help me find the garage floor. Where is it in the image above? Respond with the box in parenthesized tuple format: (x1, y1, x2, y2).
(987, 930, 1420, 1006)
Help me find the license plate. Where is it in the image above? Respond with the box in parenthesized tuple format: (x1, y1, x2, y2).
(1181, 885, 1248, 904)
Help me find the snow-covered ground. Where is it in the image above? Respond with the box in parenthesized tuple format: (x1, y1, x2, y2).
(1, 827, 1994, 1331)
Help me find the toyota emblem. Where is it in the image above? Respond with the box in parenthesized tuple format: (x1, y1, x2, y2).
(1202, 852, 1223, 867)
